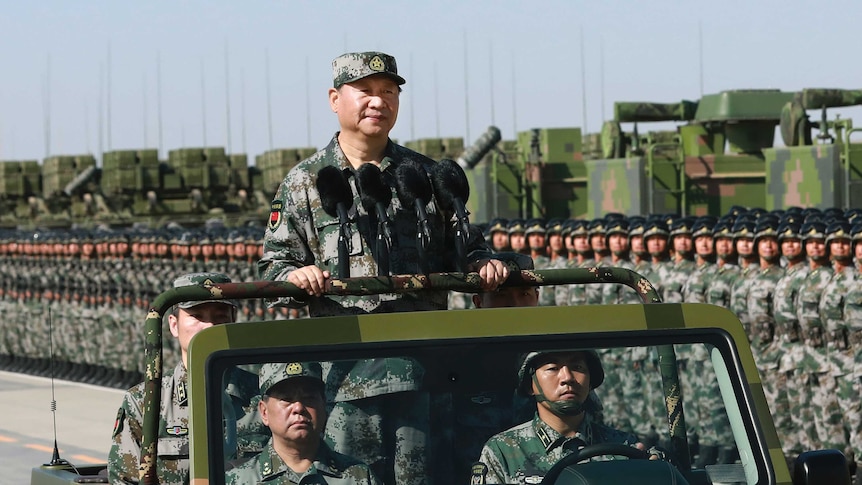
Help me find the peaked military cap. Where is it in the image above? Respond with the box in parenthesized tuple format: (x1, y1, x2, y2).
(332, 51, 406, 88)
(604, 212, 626, 222)
(851, 223, 862, 242)
(569, 220, 589, 237)
(669, 217, 695, 237)
(643, 220, 669, 238)
(172, 272, 236, 310)
(726, 205, 748, 218)
(587, 218, 607, 236)
(259, 362, 324, 395)
(487, 218, 508, 234)
(507, 219, 526, 234)
(546, 218, 565, 235)
(800, 221, 827, 240)
(628, 220, 646, 237)
(754, 220, 779, 242)
(524, 218, 547, 236)
(732, 221, 756, 239)
(605, 219, 629, 237)
(777, 222, 801, 241)
(825, 221, 852, 244)
(692, 218, 716, 238)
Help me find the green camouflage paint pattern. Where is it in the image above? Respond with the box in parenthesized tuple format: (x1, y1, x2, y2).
(764, 145, 840, 210)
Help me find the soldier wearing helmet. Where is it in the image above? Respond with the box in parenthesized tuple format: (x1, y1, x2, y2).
(794, 221, 836, 452)
(475, 349, 648, 485)
(817, 221, 857, 460)
(841, 223, 862, 476)
(705, 220, 740, 308)
(728, 220, 759, 332)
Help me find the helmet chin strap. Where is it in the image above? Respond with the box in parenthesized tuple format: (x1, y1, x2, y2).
(531, 374, 585, 417)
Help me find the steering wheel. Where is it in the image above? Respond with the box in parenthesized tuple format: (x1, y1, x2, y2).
(541, 443, 650, 484)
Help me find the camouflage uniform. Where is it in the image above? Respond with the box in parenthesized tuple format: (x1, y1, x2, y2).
(773, 261, 810, 454)
(843, 271, 862, 464)
(476, 412, 638, 484)
(225, 438, 380, 485)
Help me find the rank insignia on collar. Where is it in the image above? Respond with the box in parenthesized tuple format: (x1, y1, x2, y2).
(470, 462, 488, 484)
(269, 200, 284, 231)
(166, 426, 188, 436)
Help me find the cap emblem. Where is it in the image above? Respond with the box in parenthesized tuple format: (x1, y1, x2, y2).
(369, 55, 385, 72)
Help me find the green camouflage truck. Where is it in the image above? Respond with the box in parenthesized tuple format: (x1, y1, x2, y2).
(30, 269, 849, 484)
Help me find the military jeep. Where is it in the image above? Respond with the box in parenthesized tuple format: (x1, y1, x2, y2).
(31, 268, 848, 484)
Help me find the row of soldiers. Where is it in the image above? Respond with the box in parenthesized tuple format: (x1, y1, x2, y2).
(467, 207, 862, 468)
(0, 224, 288, 389)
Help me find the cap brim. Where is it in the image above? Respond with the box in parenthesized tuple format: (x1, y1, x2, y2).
(177, 300, 237, 310)
(338, 72, 406, 87)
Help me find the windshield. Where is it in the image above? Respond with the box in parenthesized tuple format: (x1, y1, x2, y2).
(196, 331, 771, 485)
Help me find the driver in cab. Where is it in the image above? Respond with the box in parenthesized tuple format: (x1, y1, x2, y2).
(474, 350, 658, 484)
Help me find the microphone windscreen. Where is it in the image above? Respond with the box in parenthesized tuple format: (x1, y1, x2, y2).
(355, 163, 392, 213)
(394, 161, 432, 208)
(316, 166, 353, 217)
(429, 159, 470, 211)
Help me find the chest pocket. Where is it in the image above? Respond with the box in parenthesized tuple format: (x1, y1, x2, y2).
(313, 207, 364, 277)
(157, 436, 189, 458)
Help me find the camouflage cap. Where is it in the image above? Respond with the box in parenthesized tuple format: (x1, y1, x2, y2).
(259, 362, 324, 395)
(332, 51, 406, 89)
(172, 272, 236, 310)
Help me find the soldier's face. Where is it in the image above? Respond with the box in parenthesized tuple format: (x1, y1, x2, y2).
(856, 241, 862, 262)
(491, 231, 509, 251)
(781, 238, 803, 260)
(330, 76, 400, 141)
(715, 237, 734, 257)
(260, 380, 326, 443)
(169, 302, 236, 363)
(548, 233, 564, 253)
(735, 237, 754, 257)
(590, 234, 606, 252)
(630, 235, 645, 254)
(509, 233, 525, 252)
(527, 233, 546, 251)
(694, 236, 713, 256)
(531, 352, 591, 405)
(646, 235, 667, 255)
(830, 238, 851, 260)
(608, 234, 628, 254)
(672, 235, 692, 254)
(573, 235, 590, 253)
(757, 237, 779, 261)
(805, 238, 826, 260)
(190, 245, 202, 257)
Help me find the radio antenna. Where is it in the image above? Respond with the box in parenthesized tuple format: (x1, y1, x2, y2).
(45, 305, 75, 471)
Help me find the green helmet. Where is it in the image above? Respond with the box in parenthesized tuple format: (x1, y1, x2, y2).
(517, 349, 604, 396)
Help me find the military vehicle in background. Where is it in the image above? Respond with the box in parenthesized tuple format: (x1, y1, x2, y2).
(449, 88, 862, 221)
(0, 146, 316, 230)
(29, 269, 849, 484)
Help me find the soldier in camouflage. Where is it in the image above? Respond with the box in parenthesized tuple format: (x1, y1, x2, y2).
(729, 220, 759, 335)
(475, 350, 643, 485)
(108, 272, 261, 485)
(664, 218, 696, 304)
(643, 220, 672, 299)
(818, 222, 857, 458)
(258, 51, 507, 485)
(226, 362, 380, 485)
(682, 217, 716, 303)
(507, 219, 527, 255)
(843, 224, 862, 477)
(772, 222, 810, 455)
(794, 222, 836, 449)
(705, 220, 739, 308)
(487, 218, 510, 253)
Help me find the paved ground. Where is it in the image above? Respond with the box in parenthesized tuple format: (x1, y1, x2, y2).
(0, 371, 125, 484)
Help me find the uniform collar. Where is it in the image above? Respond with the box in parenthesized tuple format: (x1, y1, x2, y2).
(531, 412, 593, 454)
(257, 439, 345, 481)
(173, 362, 188, 406)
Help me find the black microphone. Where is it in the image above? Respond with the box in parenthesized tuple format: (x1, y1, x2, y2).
(316, 165, 354, 278)
(356, 163, 394, 276)
(429, 159, 471, 272)
(394, 161, 433, 274)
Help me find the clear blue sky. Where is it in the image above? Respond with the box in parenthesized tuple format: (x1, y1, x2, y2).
(2, 0, 861, 162)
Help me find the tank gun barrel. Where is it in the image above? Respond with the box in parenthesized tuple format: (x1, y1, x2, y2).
(800, 88, 862, 110)
(614, 101, 698, 123)
(456, 126, 501, 170)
